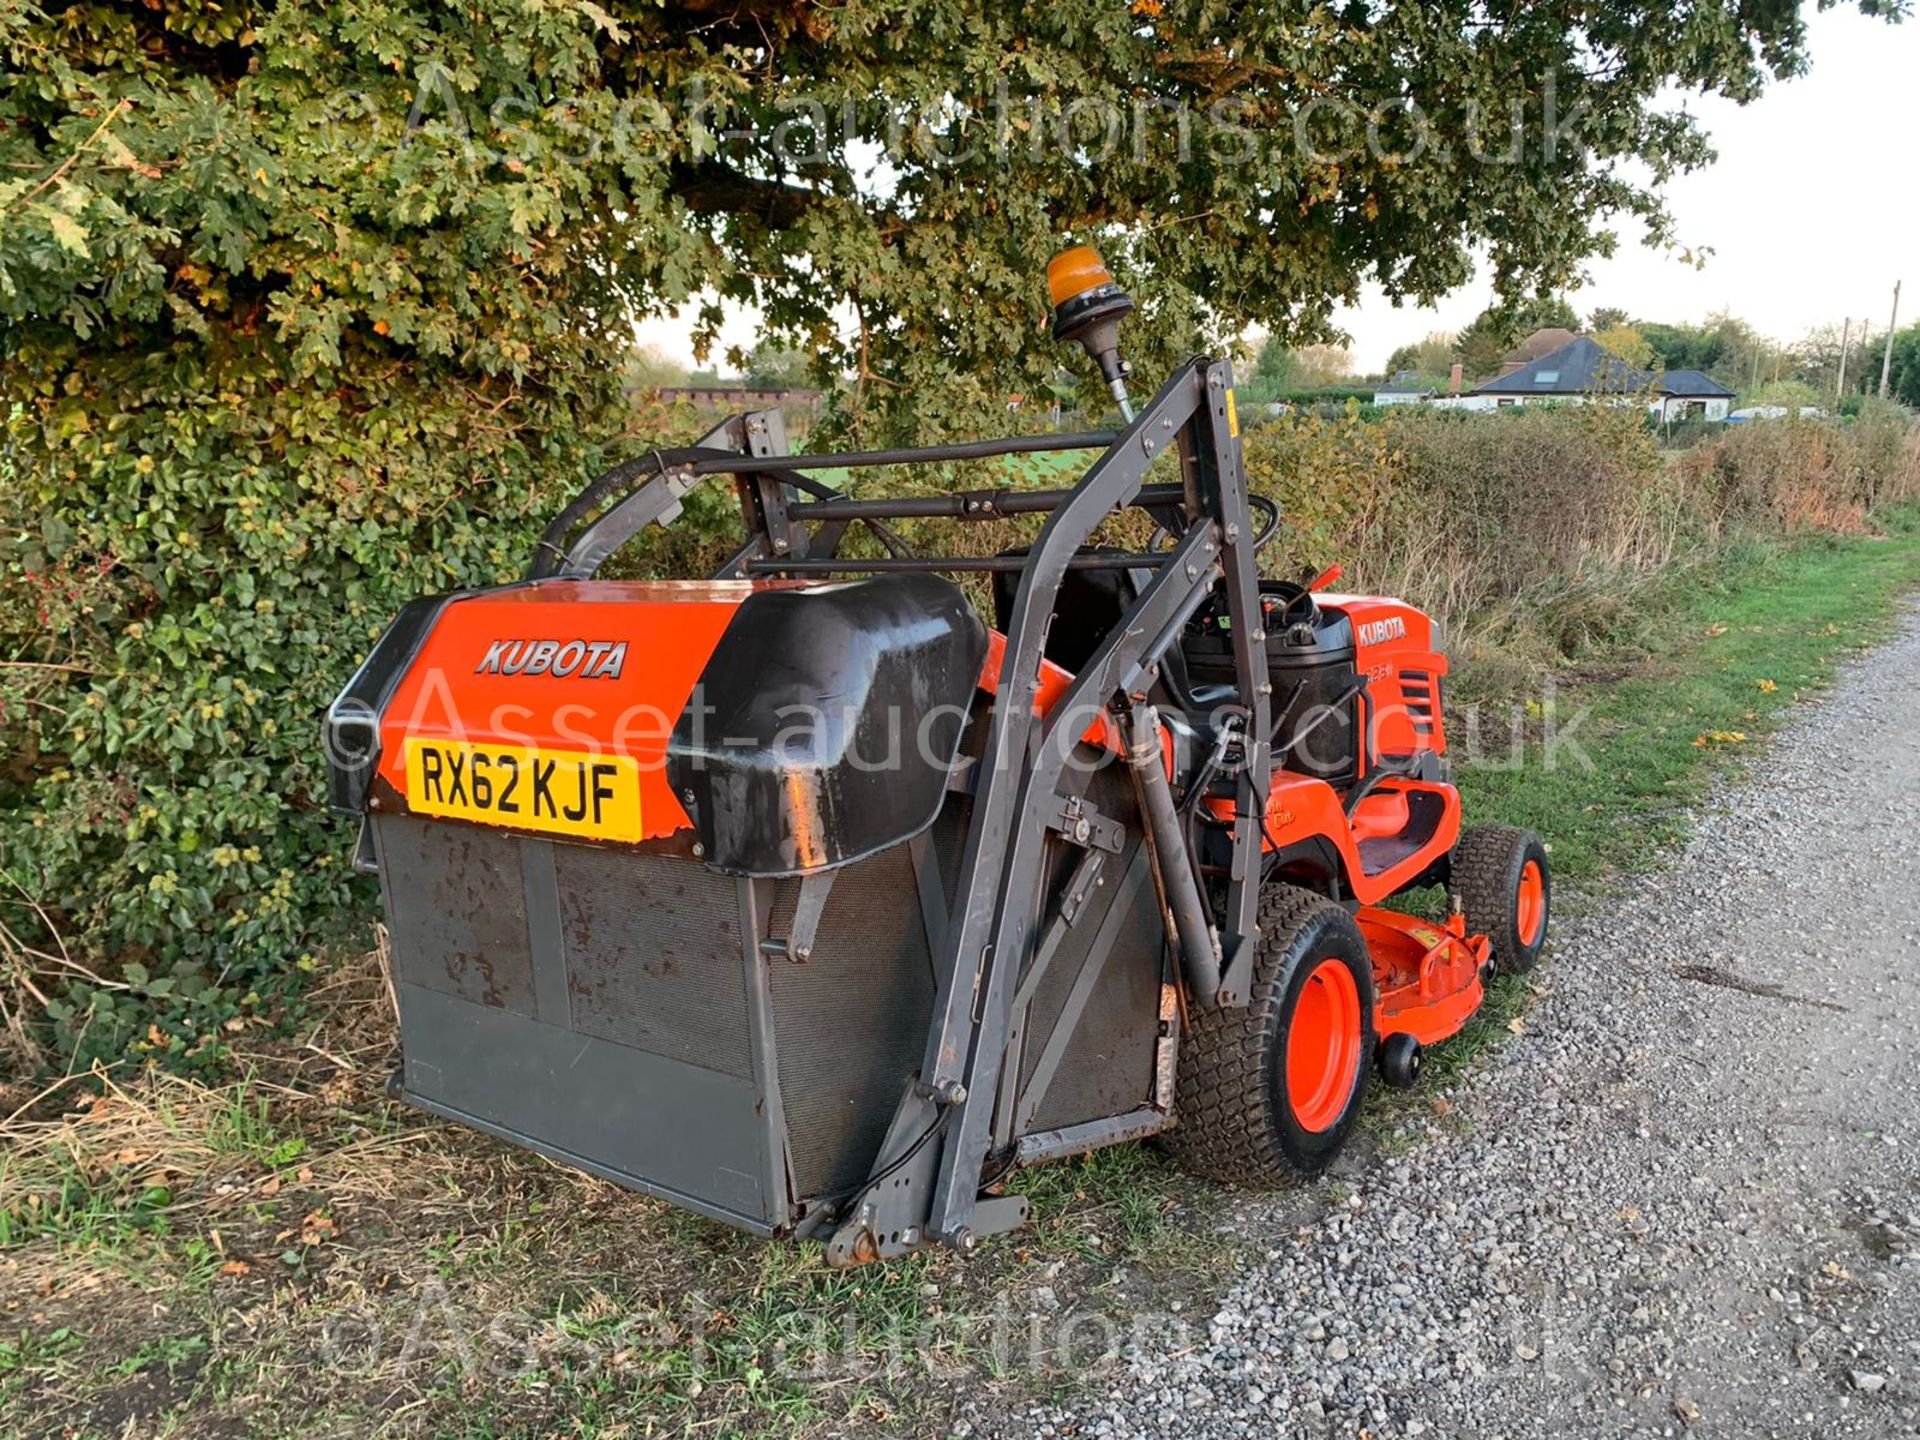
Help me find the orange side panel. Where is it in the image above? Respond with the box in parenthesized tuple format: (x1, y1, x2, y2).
(1317, 594, 1450, 762)
(981, 628, 1077, 718)
(1217, 774, 1460, 906)
(978, 628, 1136, 758)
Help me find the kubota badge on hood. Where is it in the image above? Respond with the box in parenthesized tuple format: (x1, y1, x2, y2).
(1357, 616, 1407, 645)
(475, 638, 628, 679)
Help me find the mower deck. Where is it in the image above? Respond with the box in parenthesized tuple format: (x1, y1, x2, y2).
(1358, 907, 1490, 1046)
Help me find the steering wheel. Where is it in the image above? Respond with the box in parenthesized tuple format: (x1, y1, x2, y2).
(1147, 493, 1281, 560)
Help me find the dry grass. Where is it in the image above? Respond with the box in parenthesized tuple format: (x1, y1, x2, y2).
(1675, 405, 1920, 536)
(0, 873, 116, 1092)
(1238, 405, 1920, 687)
(0, 953, 1238, 1440)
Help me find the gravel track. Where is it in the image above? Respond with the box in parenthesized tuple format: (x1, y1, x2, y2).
(1003, 603, 1920, 1439)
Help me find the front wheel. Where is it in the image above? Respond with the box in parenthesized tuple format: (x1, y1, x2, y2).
(1168, 886, 1376, 1186)
(1453, 825, 1551, 974)
(1377, 1031, 1423, 1089)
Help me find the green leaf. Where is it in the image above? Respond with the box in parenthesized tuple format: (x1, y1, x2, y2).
(267, 1137, 308, 1166)
(46, 208, 90, 257)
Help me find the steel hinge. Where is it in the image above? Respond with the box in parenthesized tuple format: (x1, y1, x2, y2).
(1047, 794, 1125, 853)
(352, 817, 380, 876)
(758, 870, 835, 963)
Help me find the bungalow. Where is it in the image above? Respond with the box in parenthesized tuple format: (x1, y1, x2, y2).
(1441, 337, 1735, 421)
(1464, 336, 1647, 409)
(1654, 369, 1737, 423)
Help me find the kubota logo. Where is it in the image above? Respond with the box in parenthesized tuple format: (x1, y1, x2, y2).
(476, 638, 627, 679)
(1357, 617, 1407, 646)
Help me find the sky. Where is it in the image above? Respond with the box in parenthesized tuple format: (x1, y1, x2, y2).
(1332, 4, 1915, 372)
(636, 4, 1914, 376)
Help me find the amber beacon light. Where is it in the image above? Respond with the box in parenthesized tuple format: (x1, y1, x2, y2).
(1046, 245, 1138, 421)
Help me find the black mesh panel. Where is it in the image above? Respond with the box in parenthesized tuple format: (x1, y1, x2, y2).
(766, 842, 936, 1201)
(1020, 840, 1164, 1130)
(377, 815, 536, 1014)
(1017, 762, 1164, 1132)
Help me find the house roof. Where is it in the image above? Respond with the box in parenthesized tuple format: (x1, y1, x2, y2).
(1498, 328, 1580, 373)
(1660, 368, 1736, 398)
(1471, 337, 1651, 397)
(1375, 368, 1435, 396)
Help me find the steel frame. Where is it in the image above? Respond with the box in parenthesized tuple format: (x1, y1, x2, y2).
(531, 356, 1271, 1262)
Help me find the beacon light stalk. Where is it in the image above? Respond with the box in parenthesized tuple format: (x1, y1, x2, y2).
(1047, 245, 1137, 422)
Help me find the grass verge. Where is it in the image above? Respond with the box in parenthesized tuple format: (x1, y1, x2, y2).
(1457, 515, 1920, 885)
(2, 518, 1916, 1439)
(1411, 511, 1920, 1086)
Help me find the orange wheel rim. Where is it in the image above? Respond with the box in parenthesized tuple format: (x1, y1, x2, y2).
(1285, 959, 1363, 1133)
(1516, 859, 1546, 947)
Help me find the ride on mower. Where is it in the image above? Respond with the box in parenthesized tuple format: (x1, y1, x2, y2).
(326, 248, 1550, 1266)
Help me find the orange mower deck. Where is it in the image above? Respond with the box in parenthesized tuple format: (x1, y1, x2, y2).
(1357, 908, 1491, 1046)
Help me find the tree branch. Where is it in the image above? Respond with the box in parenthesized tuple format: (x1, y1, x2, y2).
(668, 158, 819, 228)
(1, 99, 130, 218)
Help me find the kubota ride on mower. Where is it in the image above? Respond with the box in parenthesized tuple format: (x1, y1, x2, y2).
(326, 248, 1550, 1265)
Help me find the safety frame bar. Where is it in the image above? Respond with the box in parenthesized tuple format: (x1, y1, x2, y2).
(526, 357, 1273, 1261)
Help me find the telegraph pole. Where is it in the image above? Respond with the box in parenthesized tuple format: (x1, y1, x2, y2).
(1882, 281, 1902, 399)
(1835, 317, 1851, 404)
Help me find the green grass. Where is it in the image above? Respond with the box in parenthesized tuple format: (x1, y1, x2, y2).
(1386, 515, 1920, 1085)
(0, 1326, 85, 1382)
(0, 1074, 305, 1259)
(1458, 519, 1920, 888)
(102, 1334, 208, 1381)
(0, 1155, 176, 1253)
(203, 1087, 309, 1168)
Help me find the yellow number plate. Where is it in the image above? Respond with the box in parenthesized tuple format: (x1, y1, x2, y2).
(404, 739, 643, 843)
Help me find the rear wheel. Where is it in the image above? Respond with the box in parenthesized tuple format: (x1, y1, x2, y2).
(1453, 825, 1551, 974)
(1168, 886, 1375, 1186)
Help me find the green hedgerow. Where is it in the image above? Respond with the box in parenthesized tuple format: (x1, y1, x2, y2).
(0, 3, 666, 1072)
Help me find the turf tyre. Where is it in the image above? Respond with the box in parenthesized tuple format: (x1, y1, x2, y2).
(1453, 824, 1551, 974)
(1167, 885, 1375, 1186)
